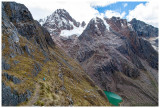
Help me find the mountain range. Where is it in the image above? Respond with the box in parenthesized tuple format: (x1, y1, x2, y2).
(39, 8, 158, 106)
(2, 2, 158, 106)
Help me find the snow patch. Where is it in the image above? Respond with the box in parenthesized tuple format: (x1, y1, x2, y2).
(102, 18, 110, 30)
(127, 23, 133, 30)
(142, 37, 158, 51)
(121, 23, 124, 27)
(60, 26, 86, 37)
(92, 17, 110, 31)
(92, 17, 97, 22)
(39, 21, 43, 25)
(39, 18, 47, 25)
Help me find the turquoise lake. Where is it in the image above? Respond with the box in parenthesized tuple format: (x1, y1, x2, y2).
(104, 91, 122, 106)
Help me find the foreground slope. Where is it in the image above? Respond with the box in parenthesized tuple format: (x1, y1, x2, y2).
(2, 2, 110, 106)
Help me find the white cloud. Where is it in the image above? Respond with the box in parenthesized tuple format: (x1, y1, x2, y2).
(15, 0, 116, 24)
(126, 1, 159, 27)
(105, 10, 126, 18)
(89, 0, 116, 7)
(7, 0, 158, 28)
(123, 3, 128, 7)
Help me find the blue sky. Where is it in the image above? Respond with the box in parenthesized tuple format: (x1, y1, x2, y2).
(94, 1, 148, 19)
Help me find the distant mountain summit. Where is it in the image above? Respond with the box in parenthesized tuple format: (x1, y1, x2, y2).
(78, 17, 110, 41)
(39, 9, 86, 36)
(130, 18, 158, 37)
(129, 18, 158, 50)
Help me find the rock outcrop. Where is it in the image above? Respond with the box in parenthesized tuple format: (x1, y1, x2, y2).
(81, 21, 86, 27)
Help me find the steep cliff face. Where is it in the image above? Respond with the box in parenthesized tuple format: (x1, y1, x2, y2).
(47, 16, 158, 106)
(2, 2, 110, 106)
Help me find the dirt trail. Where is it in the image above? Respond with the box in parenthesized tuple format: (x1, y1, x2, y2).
(26, 83, 40, 106)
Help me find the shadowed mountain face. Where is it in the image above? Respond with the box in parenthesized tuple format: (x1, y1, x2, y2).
(43, 11, 158, 105)
(130, 18, 158, 38)
(129, 18, 159, 51)
(2, 2, 110, 106)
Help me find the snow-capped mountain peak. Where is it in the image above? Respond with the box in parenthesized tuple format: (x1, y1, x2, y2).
(39, 9, 86, 37)
(45, 9, 78, 30)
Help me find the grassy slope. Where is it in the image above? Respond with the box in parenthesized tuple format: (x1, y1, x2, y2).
(2, 22, 110, 106)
